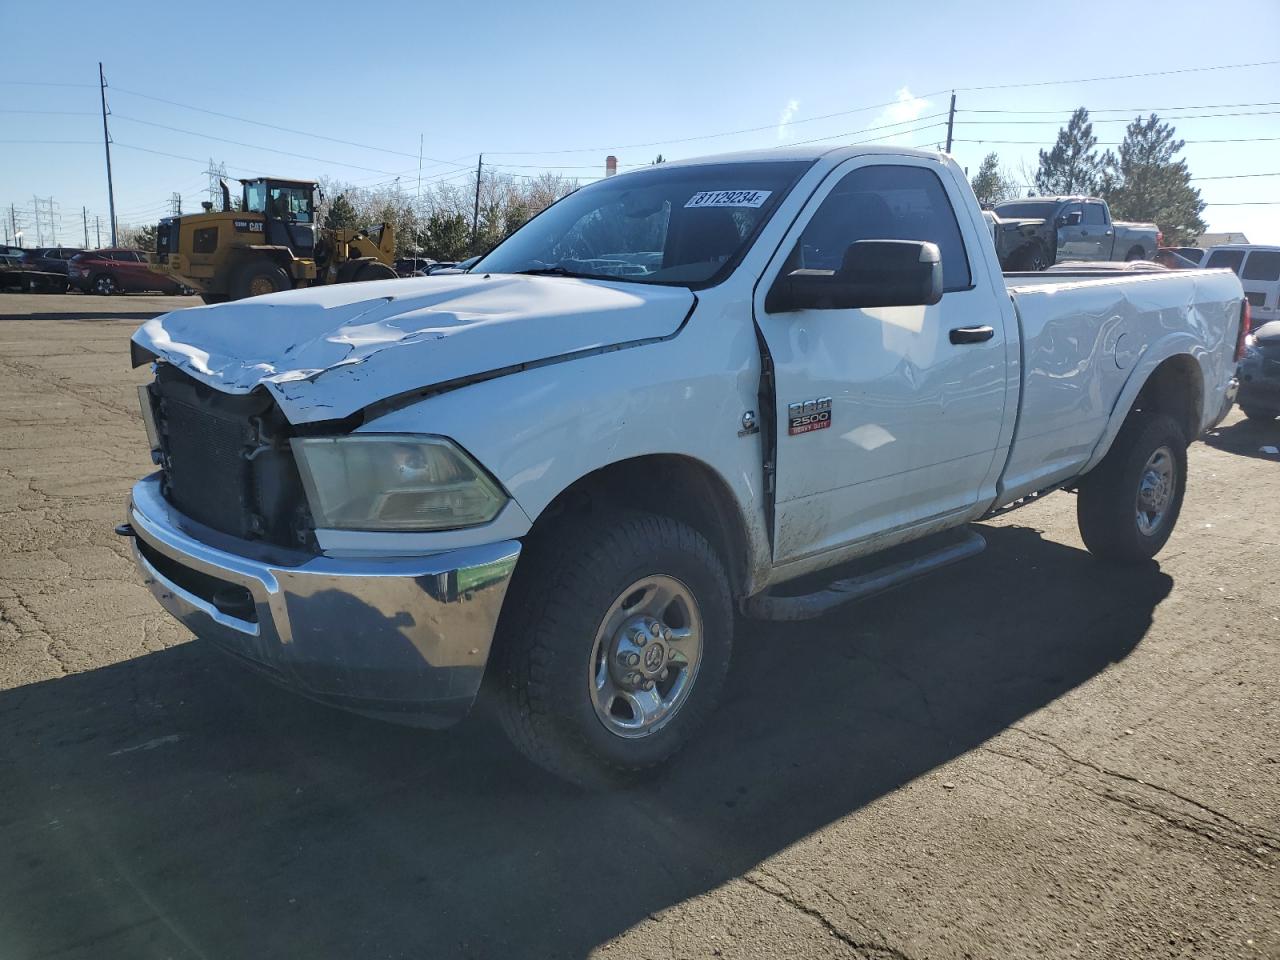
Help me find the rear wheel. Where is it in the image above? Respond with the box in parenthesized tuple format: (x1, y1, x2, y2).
(1125, 246, 1146, 262)
(1077, 413, 1187, 563)
(230, 261, 290, 300)
(91, 274, 118, 295)
(494, 510, 733, 786)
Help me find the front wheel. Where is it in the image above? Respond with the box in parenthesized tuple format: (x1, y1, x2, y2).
(494, 511, 733, 786)
(1077, 413, 1187, 563)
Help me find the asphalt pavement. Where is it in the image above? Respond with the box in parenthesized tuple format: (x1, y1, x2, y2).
(0, 293, 1276, 959)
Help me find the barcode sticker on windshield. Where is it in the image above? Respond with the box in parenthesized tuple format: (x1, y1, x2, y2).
(684, 190, 772, 209)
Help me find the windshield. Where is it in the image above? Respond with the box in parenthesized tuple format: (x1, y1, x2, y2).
(474, 160, 811, 287)
(994, 201, 1058, 220)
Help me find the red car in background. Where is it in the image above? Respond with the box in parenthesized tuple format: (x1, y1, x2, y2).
(67, 249, 192, 295)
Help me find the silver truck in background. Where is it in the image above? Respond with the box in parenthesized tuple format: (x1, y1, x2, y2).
(990, 196, 1160, 270)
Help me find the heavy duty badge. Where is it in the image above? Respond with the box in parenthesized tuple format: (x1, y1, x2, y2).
(788, 397, 832, 435)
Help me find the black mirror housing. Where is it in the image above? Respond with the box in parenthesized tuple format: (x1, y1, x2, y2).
(767, 240, 943, 312)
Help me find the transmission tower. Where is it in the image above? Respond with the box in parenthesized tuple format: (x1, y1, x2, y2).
(205, 159, 228, 210)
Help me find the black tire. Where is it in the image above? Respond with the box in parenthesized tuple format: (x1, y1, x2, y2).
(230, 261, 290, 300)
(1017, 242, 1049, 271)
(91, 273, 118, 296)
(355, 261, 397, 282)
(1241, 406, 1277, 421)
(334, 260, 366, 284)
(1125, 247, 1146, 262)
(1077, 413, 1187, 563)
(493, 510, 733, 786)
(199, 293, 230, 305)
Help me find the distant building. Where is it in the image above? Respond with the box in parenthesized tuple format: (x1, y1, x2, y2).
(1195, 231, 1250, 248)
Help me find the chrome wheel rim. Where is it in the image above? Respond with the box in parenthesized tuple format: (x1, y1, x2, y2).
(1136, 445, 1175, 536)
(588, 574, 703, 739)
(95, 276, 115, 294)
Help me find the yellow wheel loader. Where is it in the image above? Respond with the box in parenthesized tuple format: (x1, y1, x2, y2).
(151, 178, 398, 303)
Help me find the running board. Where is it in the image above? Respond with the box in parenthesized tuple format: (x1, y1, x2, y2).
(744, 528, 987, 622)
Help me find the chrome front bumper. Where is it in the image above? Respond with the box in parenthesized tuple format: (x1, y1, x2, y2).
(124, 474, 520, 727)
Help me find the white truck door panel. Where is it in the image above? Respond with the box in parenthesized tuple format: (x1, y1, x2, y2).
(754, 158, 1009, 564)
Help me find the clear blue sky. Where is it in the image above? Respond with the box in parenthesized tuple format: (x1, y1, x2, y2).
(4, 0, 1279, 245)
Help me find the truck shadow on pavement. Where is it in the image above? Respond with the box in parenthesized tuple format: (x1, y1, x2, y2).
(0, 525, 1172, 959)
(1203, 415, 1280, 463)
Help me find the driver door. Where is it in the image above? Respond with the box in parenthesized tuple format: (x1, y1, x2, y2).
(753, 158, 1010, 565)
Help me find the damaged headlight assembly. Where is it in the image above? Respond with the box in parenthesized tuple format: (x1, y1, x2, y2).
(290, 435, 507, 531)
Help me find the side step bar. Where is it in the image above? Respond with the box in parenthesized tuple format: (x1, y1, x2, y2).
(744, 528, 987, 622)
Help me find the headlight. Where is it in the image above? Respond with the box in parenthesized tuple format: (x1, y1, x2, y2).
(291, 434, 507, 531)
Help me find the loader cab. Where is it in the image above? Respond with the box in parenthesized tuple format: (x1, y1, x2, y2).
(241, 178, 316, 258)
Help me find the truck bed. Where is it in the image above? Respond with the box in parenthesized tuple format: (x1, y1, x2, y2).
(996, 268, 1241, 505)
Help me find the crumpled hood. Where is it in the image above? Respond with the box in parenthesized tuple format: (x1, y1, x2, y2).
(133, 274, 694, 423)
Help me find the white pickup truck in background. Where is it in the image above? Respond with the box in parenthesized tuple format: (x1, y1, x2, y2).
(123, 145, 1247, 784)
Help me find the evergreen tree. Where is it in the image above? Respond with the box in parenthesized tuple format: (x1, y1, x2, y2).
(1100, 115, 1206, 245)
(970, 152, 1018, 207)
(323, 193, 360, 231)
(1035, 108, 1103, 196)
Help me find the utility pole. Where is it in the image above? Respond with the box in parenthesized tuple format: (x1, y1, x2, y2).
(170, 192, 182, 216)
(944, 91, 956, 153)
(99, 62, 118, 246)
(94, 216, 101, 248)
(48, 197, 57, 244)
(33, 196, 43, 246)
(82, 207, 89, 248)
(416, 133, 423, 205)
(471, 154, 483, 248)
(10, 204, 19, 247)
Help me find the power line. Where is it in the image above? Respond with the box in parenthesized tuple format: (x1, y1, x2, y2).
(1190, 171, 1280, 181)
(961, 100, 1280, 115)
(953, 59, 1280, 93)
(953, 136, 1280, 146)
(112, 115, 403, 175)
(953, 109, 1280, 125)
(1202, 200, 1280, 206)
(110, 85, 461, 167)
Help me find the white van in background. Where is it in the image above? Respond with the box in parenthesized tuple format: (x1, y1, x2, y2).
(1204, 245, 1280, 326)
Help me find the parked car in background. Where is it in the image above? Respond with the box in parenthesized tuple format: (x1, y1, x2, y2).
(426, 255, 480, 275)
(24, 247, 83, 278)
(1152, 248, 1203, 270)
(1163, 246, 1208, 266)
(68, 249, 193, 295)
(394, 257, 436, 277)
(1237, 317, 1280, 421)
(991, 197, 1160, 270)
(1202, 245, 1280, 329)
(0, 252, 69, 293)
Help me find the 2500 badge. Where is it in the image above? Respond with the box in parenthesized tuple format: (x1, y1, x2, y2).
(788, 397, 832, 435)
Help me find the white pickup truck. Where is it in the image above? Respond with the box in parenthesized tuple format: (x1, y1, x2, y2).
(123, 146, 1247, 784)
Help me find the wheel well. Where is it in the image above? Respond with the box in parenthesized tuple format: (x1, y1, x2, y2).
(1130, 355, 1202, 442)
(527, 455, 751, 598)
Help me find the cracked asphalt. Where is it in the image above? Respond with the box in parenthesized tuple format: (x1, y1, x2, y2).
(0, 293, 1277, 960)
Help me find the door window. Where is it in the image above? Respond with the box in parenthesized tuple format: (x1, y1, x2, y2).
(1083, 203, 1107, 226)
(1242, 251, 1280, 281)
(1206, 249, 1246, 275)
(1059, 202, 1084, 224)
(786, 164, 971, 291)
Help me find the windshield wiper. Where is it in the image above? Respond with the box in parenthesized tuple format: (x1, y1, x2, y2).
(514, 266, 590, 277)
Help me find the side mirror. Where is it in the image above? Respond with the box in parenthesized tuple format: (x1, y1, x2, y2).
(1058, 211, 1083, 227)
(766, 240, 943, 312)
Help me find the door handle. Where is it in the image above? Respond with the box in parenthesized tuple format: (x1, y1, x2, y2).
(950, 325, 995, 345)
